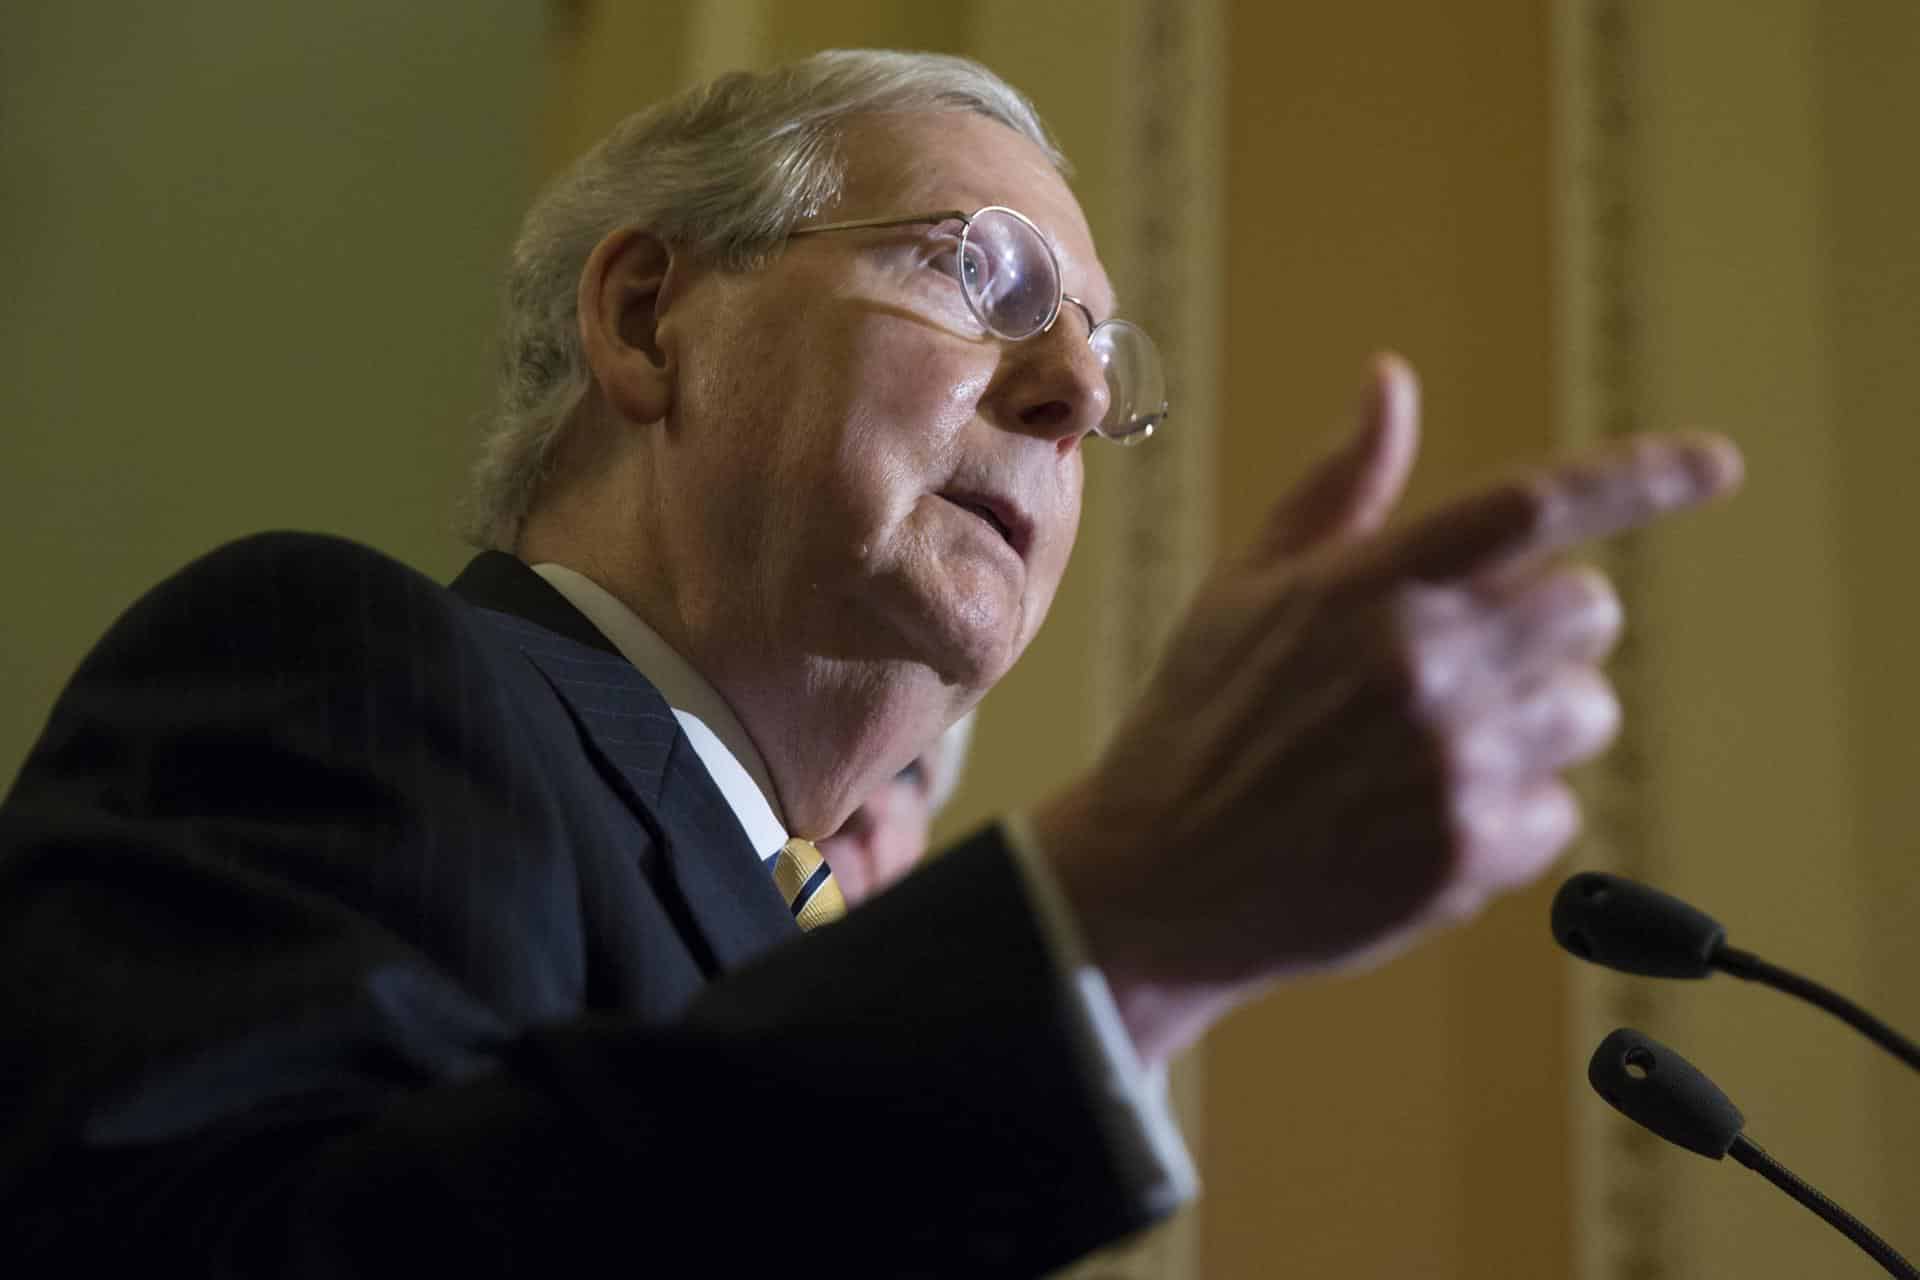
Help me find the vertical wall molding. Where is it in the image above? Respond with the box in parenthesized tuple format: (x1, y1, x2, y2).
(1085, 4, 1223, 803)
(1552, 4, 1673, 1277)
(1063, 1, 1222, 1277)
(1087, 3, 1221, 720)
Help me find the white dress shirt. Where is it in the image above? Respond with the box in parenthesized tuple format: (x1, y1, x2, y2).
(530, 562, 1196, 1213)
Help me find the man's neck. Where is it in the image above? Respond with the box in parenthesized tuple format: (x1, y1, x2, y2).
(713, 650, 960, 838)
(515, 543, 956, 840)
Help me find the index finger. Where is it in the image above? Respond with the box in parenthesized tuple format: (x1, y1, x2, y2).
(1363, 431, 1744, 584)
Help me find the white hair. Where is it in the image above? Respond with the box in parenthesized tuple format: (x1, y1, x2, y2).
(464, 49, 1066, 550)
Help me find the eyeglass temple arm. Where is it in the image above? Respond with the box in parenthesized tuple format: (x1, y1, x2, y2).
(788, 210, 972, 238)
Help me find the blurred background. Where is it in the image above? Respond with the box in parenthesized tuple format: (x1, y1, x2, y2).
(3, 2, 1914, 1275)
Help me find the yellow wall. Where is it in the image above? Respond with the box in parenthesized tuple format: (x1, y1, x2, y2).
(1819, 0, 1920, 1241)
(1209, 3, 1568, 1274)
(1214, 5, 1920, 1274)
(0, 2, 545, 781)
(1624, 1, 1917, 1265)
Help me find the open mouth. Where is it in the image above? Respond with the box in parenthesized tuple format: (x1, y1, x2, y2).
(940, 492, 1026, 558)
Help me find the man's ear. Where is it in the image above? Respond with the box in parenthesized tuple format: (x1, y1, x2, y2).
(577, 227, 680, 426)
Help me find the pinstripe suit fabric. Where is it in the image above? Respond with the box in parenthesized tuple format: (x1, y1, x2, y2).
(0, 532, 1152, 1276)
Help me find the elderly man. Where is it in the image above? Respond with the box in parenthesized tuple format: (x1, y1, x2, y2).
(0, 50, 1738, 1276)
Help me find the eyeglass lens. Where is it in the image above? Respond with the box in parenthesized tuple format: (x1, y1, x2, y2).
(962, 210, 1056, 338)
(1091, 321, 1166, 443)
(961, 208, 1166, 441)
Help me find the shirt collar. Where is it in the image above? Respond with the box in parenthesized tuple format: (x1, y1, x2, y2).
(529, 563, 790, 857)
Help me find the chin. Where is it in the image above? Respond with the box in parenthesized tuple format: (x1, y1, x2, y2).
(912, 595, 1023, 691)
(863, 566, 1026, 691)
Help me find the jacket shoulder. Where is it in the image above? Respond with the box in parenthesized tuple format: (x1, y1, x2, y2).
(71, 532, 468, 679)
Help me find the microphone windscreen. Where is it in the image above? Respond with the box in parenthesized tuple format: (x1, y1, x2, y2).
(1551, 872, 1726, 978)
(1588, 1028, 1745, 1159)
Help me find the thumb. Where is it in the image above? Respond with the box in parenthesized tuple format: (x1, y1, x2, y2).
(1255, 353, 1421, 561)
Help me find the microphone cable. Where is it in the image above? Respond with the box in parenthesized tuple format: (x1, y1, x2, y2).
(1589, 1027, 1917, 1279)
(1714, 944, 1920, 1071)
(1551, 871, 1920, 1073)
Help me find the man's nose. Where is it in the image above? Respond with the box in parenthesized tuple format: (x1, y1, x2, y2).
(995, 319, 1110, 451)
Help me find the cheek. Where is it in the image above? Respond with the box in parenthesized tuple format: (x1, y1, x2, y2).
(828, 325, 992, 526)
(1020, 456, 1084, 624)
(684, 307, 870, 540)
(847, 321, 990, 449)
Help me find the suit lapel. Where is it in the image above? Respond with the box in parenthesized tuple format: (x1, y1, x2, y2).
(450, 553, 798, 972)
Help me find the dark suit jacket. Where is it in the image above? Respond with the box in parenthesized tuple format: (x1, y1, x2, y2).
(0, 533, 1153, 1276)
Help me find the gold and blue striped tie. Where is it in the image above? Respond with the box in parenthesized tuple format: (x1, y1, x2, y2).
(771, 836, 846, 931)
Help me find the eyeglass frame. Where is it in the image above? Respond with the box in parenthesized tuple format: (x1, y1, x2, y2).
(786, 204, 1165, 443)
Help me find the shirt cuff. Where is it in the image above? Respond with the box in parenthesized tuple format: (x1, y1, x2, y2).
(998, 810, 1199, 1217)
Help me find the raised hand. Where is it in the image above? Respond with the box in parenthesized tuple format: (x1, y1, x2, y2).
(1034, 354, 1744, 1063)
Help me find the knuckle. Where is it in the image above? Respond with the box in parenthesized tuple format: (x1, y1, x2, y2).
(1443, 784, 1500, 874)
(1449, 780, 1583, 890)
(1556, 667, 1622, 755)
(1533, 782, 1584, 862)
(1516, 565, 1623, 662)
(1381, 585, 1468, 708)
(1449, 715, 1505, 778)
(1398, 640, 1458, 713)
(1562, 564, 1621, 622)
(1584, 674, 1624, 748)
(1586, 580, 1625, 644)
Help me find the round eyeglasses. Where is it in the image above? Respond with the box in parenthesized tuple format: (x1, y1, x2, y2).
(789, 205, 1167, 443)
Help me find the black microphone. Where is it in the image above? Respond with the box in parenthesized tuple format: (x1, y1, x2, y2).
(1588, 1028, 1918, 1279)
(1552, 872, 1920, 1072)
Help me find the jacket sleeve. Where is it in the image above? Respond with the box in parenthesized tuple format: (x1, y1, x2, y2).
(0, 533, 1159, 1277)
